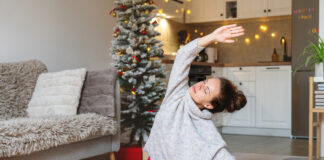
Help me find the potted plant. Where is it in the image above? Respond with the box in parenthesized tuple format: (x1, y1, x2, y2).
(294, 34, 324, 78)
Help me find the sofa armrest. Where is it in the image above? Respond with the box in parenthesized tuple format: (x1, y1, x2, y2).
(111, 79, 121, 152)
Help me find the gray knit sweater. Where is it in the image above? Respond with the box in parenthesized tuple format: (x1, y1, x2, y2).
(144, 38, 235, 160)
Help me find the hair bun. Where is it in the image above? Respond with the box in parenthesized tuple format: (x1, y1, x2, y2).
(228, 90, 247, 112)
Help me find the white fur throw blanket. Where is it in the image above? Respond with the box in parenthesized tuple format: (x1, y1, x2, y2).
(0, 113, 117, 158)
(0, 60, 47, 120)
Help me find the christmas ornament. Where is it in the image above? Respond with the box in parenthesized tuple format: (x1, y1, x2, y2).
(131, 87, 136, 91)
(113, 33, 118, 37)
(115, 28, 120, 33)
(147, 47, 151, 52)
(153, 20, 158, 24)
(149, 0, 154, 4)
(118, 71, 124, 76)
(144, 2, 148, 5)
(120, 87, 125, 93)
(131, 91, 136, 95)
(141, 30, 147, 35)
(109, 9, 116, 17)
(132, 55, 139, 63)
(124, 20, 129, 24)
(121, 5, 126, 10)
(116, 51, 123, 56)
(145, 9, 150, 15)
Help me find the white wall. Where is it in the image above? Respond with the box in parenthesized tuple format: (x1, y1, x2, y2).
(0, 0, 116, 72)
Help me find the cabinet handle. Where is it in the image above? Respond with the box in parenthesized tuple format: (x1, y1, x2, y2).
(239, 82, 242, 85)
(239, 67, 242, 70)
(264, 9, 267, 13)
(266, 67, 280, 70)
(268, 9, 271, 12)
(220, 13, 223, 16)
(212, 71, 215, 73)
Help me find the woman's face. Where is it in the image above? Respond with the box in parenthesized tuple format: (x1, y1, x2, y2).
(188, 78, 221, 110)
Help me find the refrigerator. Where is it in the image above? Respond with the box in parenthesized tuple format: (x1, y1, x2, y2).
(291, 0, 319, 137)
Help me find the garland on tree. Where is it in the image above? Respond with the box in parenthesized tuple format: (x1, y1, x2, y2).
(109, 0, 167, 146)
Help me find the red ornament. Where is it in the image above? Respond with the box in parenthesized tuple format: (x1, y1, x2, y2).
(109, 8, 116, 15)
(132, 55, 139, 62)
(115, 28, 120, 33)
(153, 20, 158, 24)
(131, 87, 136, 91)
(121, 5, 126, 10)
(141, 30, 147, 35)
(118, 71, 123, 76)
(147, 109, 157, 112)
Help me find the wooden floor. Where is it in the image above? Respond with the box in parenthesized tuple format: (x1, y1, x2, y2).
(223, 134, 309, 156)
(86, 134, 313, 160)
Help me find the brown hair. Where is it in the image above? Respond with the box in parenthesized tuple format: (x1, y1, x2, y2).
(208, 77, 247, 113)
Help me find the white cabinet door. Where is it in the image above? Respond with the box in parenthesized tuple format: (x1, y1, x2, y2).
(237, 0, 267, 19)
(185, 0, 204, 23)
(211, 67, 224, 78)
(255, 66, 291, 129)
(204, 0, 225, 22)
(223, 96, 255, 127)
(267, 0, 292, 17)
(225, 67, 256, 82)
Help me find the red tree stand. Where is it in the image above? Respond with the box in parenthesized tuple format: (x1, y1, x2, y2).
(116, 146, 142, 160)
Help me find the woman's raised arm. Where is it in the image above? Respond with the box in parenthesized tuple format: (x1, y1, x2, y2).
(162, 24, 244, 103)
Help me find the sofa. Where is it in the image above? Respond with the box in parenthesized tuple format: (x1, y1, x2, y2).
(0, 60, 120, 160)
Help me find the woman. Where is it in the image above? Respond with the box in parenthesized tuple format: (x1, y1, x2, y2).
(144, 24, 247, 160)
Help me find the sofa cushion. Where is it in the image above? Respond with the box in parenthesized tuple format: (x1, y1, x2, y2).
(78, 68, 117, 118)
(0, 60, 48, 120)
(27, 68, 86, 117)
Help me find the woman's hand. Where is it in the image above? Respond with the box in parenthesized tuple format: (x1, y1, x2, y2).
(198, 24, 245, 47)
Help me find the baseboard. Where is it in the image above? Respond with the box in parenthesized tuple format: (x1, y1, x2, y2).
(221, 126, 291, 137)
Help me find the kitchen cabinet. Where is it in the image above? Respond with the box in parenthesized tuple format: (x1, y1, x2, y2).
(154, 0, 183, 23)
(222, 67, 256, 127)
(185, 0, 225, 23)
(219, 65, 291, 137)
(237, 0, 291, 19)
(222, 96, 255, 127)
(255, 66, 291, 129)
(267, 0, 292, 17)
(185, 0, 291, 23)
(237, 0, 267, 19)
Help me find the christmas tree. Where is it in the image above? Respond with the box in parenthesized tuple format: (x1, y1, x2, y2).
(109, 0, 167, 146)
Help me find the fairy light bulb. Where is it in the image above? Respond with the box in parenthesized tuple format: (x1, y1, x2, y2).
(186, 9, 191, 15)
(254, 34, 260, 40)
(245, 38, 250, 44)
(271, 32, 276, 37)
(194, 29, 198, 33)
(259, 25, 268, 32)
(158, 9, 163, 14)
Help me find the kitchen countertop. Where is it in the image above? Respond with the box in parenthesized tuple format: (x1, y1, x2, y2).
(161, 59, 291, 67)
